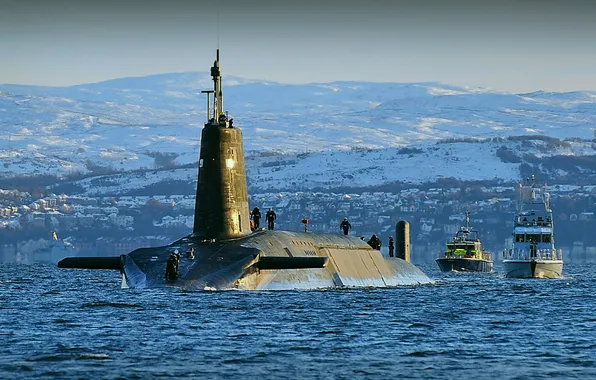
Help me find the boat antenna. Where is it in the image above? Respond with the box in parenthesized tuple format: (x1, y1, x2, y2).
(465, 207, 470, 229)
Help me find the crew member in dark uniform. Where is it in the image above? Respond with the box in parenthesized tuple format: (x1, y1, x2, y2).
(388, 236, 395, 257)
(251, 207, 262, 230)
(367, 234, 381, 250)
(340, 217, 352, 235)
(165, 251, 180, 281)
(266, 208, 277, 230)
(302, 218, 310, 232)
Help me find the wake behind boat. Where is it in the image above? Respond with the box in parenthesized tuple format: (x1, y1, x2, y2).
(502, 175, 563, 278)
(436, 211, 494, 272)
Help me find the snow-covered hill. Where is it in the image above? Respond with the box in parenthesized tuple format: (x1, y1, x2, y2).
(43, 136, 596, 197)
(1, 72, 595, 192)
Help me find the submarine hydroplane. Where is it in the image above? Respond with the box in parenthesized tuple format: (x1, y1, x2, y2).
(58, 50, 432, 290)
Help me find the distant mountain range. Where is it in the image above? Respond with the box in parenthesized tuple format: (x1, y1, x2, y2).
(1, 72, 596, 195)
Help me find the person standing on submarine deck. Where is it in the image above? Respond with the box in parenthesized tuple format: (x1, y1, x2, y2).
(340, 217, 352, 235)
(368, 234, 382, 250)
(251, 207, 261, 230)
(388, 236, 395, 257)
(266, 208, 277, 230)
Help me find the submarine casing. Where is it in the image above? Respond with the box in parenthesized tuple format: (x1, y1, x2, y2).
(115, 230, 431, 290)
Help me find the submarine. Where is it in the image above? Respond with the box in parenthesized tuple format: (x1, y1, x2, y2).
(58, 50, 432, 290)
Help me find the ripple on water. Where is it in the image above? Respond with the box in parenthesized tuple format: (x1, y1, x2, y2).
(2, 262, 596, 379)
(76, 354, 111, 360)
(80, 301, 144, 309)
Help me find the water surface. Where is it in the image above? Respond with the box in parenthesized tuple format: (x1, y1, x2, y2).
(1, 262, 595, 379)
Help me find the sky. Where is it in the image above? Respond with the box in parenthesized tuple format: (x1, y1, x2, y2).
(0, 0, 595, 93)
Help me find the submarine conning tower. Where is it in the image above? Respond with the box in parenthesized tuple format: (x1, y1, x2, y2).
(193, 49, 251, 240)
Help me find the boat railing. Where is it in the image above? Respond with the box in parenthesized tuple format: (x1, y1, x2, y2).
(439, 251, 492, 261)
(502, 248, 562, 261)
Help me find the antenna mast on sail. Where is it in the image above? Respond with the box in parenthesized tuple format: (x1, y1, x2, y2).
(213, 2, 223, 119)
(216, 0, 220, 50)
(210, 49, 223, 119)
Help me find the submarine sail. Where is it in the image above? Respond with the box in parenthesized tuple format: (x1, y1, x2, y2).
(193, 49, 250, 240)
(58, 50, 432, 290)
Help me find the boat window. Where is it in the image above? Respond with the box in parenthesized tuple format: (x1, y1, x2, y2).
(451, 244, 474, 251)
(542, 235, 551, 243)
(515, 234, 525, 242)
(527, 234, 542, 243)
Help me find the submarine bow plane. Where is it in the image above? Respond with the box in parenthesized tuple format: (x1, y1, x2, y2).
(58, 50, 432, 290)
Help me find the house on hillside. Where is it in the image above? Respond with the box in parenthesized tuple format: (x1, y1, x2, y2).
(103, 206, 119, 215)
(110, 214, 134, 229)
(58, 204, 73, 214)
(444, 223, 460, 235)
(579, 212, 594, 222)
(31, 212, 46, 228)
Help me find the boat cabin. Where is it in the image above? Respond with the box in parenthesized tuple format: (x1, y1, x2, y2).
(444, 228, 483, 259)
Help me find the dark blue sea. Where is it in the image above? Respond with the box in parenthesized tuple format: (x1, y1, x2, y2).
(1, 262, 595, 379)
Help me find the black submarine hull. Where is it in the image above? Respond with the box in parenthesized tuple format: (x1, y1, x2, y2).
(60, 230, 432, 290)
(127, 230, 431, 290)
